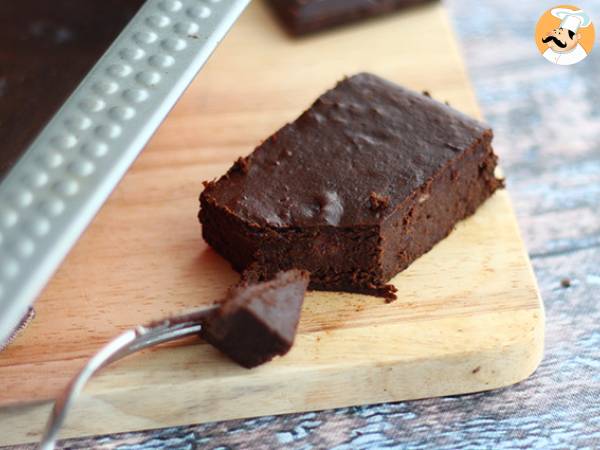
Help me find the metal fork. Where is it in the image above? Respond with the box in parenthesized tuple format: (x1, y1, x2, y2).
(37, 307, 217, 450)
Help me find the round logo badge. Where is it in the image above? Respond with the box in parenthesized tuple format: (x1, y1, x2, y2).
(535, 5, 595, 65)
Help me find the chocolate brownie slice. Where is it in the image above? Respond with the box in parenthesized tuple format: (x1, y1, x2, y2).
(199, 73, 503, 300)
(268, 0, 434, 35)
(201, 270, 309, 368)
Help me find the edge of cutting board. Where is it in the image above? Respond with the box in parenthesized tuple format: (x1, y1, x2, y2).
(0, 191, 545, 446)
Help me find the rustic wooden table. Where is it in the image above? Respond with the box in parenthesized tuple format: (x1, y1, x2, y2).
(7, 0, 600, 448)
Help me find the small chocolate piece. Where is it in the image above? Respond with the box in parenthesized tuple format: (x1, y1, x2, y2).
(200, 73, 503, 301)
(369, 192, 390, 211)
(560, 278, 571, 288)
(201, 270, 309, 368)
(268, 0, 435, 36)
(233, 156, 251, 174)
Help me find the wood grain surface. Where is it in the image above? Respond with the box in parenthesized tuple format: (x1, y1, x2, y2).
(0, 0, 543, 446)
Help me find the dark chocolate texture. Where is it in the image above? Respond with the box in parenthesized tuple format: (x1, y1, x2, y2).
(199, 73, 503, 300)
(268, 0, 435, 35)
(0, 1, 144, 181)
(201, 270, 309, 368)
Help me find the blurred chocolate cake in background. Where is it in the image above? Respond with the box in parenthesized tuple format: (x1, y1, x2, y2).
(268, 0, 435, 35)
(0, 1, 145, 181)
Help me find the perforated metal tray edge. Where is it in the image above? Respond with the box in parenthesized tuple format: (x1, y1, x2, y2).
(0, 0, 251, 342)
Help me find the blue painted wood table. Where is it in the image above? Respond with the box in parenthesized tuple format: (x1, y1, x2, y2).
(7, 0, 600, 448)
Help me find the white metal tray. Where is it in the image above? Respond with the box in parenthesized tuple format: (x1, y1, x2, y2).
(0, 0, 251, 343)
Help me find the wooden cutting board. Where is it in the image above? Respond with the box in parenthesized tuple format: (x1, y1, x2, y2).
(0, 1, 544, 445)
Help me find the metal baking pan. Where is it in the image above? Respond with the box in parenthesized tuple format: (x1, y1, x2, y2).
(0, 0, 250, 343)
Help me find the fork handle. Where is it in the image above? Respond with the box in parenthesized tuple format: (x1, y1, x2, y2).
(36, 309, 217, 450)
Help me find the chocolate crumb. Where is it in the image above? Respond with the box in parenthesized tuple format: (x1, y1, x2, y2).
(232, 156, 250, 174)
(422, 90, 431, 97)
(202, 180, 216, 189)
(418, 193, 430, 204)
(472, 366, 481, 374)
(369, 192, 390, 211)
(560, 278, 571, 288)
